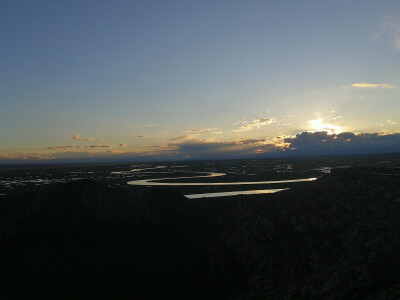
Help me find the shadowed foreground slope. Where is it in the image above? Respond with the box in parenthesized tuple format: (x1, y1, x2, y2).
(1, 168, 400, 299)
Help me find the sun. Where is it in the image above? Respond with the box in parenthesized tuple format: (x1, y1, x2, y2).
(308, 119, 344, 135)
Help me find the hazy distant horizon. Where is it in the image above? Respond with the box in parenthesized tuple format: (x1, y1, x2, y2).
(1, 150, 400, 168)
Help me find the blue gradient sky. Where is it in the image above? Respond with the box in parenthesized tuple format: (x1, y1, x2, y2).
(1, 1, 400, 162)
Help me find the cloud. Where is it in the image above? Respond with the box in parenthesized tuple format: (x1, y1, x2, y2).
(375, 16, 400, 51)
(46, 145, 78, 150)
(352, 83, 394, 89)
(233, 118, 275, 132)
(0, 150, 117, 163)
(168, 132, 400, 159)
(71, 133, 97, 141)
(0, 145, 180, 164)
(47, 144, 110, 150)
(186, 128, 210, 133)
(184, 128, 222, 135)
(386, 120, 399, 125)
(169, 135, 221, 144)
(169, 135, 194, 142)
(83, 145, 110, 149)
(0, 152, 59, 161)
(236, 138, 267, 145)
(168, 137, 282, 159)
(307, 119, 344, 135)
(126, 123, 157, 129)
(71, 134, 80, 140)
(4, 131, 400, 164)
(137, 135, 150, 138)
(284, 131, 400, 155)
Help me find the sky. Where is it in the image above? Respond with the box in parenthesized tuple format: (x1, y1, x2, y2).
(1, 0, 400, 163)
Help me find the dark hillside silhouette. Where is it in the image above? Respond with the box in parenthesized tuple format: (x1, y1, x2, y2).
(1, 168, 400, 299)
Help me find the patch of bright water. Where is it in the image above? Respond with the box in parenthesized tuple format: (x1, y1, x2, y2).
(127, 171, 316, 198)
(127, 172, 316, 186)
(131, 166, 167, 172)
(185, 188, 289, 199)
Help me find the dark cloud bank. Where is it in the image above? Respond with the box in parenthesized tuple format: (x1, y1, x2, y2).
(169, 131, 400, 160)
(2, 132, 400, 165)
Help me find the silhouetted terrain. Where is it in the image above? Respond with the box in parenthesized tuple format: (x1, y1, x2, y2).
(1, 168, 400, 299)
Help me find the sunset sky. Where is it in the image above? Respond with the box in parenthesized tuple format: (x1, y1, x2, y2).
(1, 1, 400, 163)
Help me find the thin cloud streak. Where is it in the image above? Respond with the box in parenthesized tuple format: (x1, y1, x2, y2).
(183, 128, 222, 135)
(169, 135, 194, 142)
(71, 133, 97, 141)
(46, 145, 77, 150)
(84, 145, 110, 149)
(352, 83, 394, 89)
(186, 128, 211, 133)
(233, 118, 275, 132)
(46, 145, 110, 150)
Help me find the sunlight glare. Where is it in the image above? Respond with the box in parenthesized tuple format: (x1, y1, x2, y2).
(307, 119, 344, 135)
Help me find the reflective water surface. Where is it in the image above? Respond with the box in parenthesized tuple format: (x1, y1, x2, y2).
(185, 188, 289, 199)
(127, 172, 316, 186)
(126, 170, 317, 198)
